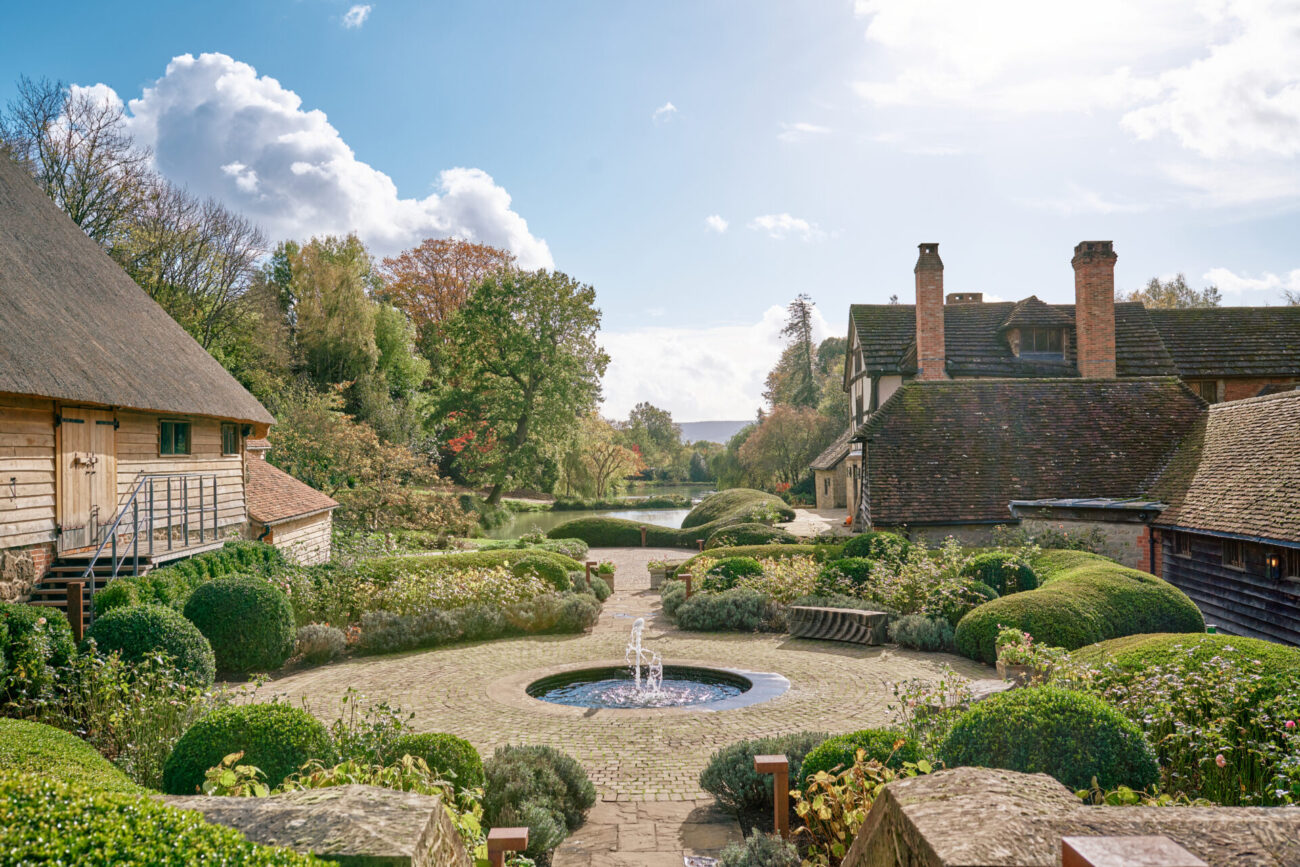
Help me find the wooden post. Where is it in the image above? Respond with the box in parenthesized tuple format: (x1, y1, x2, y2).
(754, 754, 790, 839)
(487, 827, 529, 867)
(697, 538, 705, 551)
(682, 573, 692, 598)
(66, 580, 84, 642)
(1062, 837, 1206, 867)
(639, 525, 647, 547)
(585, 561, 594, 583)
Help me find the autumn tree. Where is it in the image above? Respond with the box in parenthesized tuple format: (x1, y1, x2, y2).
(1118, 274, 1221, 309)
(380, 238, 516, 351)
(738, 405, 840, 487)
(558, 415, 642, 497)
(438, 269, 608, 504)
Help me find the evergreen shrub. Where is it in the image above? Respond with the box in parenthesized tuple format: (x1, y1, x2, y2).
(889, 614, 955, 652)
(839, 531, 911, 563)
(84, 604, 215, 687)
(717, 832, 801, 867)
(701, 557, 764, 592)
(295, 624, 346, 664)
(510, 554, 572, 591)
(483, 744, 596, 861)
(799, 729, 920, 784)
(386, 732, 484, 792)
(184, 576, 296, 674)
(0, 719, 143, 793)
(961, 552, 1039, 596)
(705, 523, 798, 550)
(674, 587, 768, 632)
(0, 602, 76, 701)
(813, 557, 875, 596)
(699, 731, 829, 816)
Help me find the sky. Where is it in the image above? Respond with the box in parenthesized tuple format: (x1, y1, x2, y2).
(2, 1, 1298, 421)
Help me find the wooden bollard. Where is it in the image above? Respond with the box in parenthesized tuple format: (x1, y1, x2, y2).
(487, 827, 530, 867)
(585, 561, 594, 582)
(682, 573, 692, 599)
(697, 538, 705, 552)
(66, 580, 85, 642)
(754, 754, 790, 839)
(1062, 837, 1206, 867)
(639, 525, 647, 547)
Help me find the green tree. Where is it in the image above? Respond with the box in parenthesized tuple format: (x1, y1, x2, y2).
(738, 405, 839, 488)
(621, 402, 682, 472)
(764, 294, 819, 409)
(439, 270, 609, 504)
(1118, 274, 1221, 309)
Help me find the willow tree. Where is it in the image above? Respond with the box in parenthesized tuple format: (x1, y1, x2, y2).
(438, 270, 608, 504)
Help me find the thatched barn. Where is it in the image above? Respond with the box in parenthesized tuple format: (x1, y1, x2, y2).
(0, 156, 330, 601)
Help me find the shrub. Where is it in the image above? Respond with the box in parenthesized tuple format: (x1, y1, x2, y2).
(162, 703, 333, 794)
(0, 719, 143, 793)
(587, 575, 611, 602)
(483, 745, 596, 861)
(961, 552, 1039, 596)
(295, 624, 346, 664)
(675, 587, 769, 632)
(701, 557, 764, 592)
(840, 531, 910, 563)
(800, 729, 920, 784)
(0, 772, 315, 865)
(660, 579, 688, 619)
(505, 592, 600, 634)
(511, 554, 572, 591)
(699, 731, 829, 817)
(953, 557, 1204, 664)
(676, 544, 841, 577)
(937, 686, 1159, 791)
(0, 602, 76, 702)
(93, 541, 287, 616)
(385, 732, 484, 792)
(183, 577, 295, 674)
(84, 604, 215, 687)
(1071, 632, 1300, 678)
(706, 523, 798, 550)
(792, 594, 892, 613)
(814, 557, 875, 596)
(718, 831, 801, 867)
(360, 549, 584, 586)
(682, 488, 794, 529)
(889, 614, 954, 652)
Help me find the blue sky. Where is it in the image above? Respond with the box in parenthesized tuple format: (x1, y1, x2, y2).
(2, 1, 1298, 420)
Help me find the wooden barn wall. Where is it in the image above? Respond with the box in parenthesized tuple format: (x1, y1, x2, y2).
(0, 396, 57, 549)
(1161, 533, 1300, 646)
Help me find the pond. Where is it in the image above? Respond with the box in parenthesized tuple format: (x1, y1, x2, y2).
(485, 506, 694, 540)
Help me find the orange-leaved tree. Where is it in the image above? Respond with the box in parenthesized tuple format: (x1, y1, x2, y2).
(380, 238, 515, 347)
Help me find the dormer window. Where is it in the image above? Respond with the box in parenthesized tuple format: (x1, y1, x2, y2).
(1021, 328, 1063, 356)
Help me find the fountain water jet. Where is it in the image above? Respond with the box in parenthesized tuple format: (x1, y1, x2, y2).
(624, 618, 663, 696)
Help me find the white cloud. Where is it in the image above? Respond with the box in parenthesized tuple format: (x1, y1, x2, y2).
(704, 214, 728, 233)
(653, 101, 678, 123)
(747, 213, 824, 241)
(778, 121, 832, 142)
(110, 53, 551, 267)
(342, 4, 371, 28)
(1019, 182, 1153, 216)
(601, 305, 835, 421)
(1203, 266, 1300, 304)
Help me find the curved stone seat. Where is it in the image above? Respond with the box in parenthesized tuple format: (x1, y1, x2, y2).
(788, 605, 890, 645)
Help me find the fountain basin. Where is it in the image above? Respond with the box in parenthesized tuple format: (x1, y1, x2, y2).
(525, 665, 789, 711)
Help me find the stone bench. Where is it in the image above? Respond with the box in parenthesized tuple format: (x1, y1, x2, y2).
(788, 606, 890, 645)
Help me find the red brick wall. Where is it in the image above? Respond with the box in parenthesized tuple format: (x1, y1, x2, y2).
(1072, 241, 1117, 379)
(915, 243, 946, 381)
(1222, 378, 1297, 402)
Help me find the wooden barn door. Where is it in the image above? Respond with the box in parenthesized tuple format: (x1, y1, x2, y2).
(56, 408, 117, 553)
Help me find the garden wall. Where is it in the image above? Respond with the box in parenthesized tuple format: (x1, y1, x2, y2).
(1019, 517, 1152, 571)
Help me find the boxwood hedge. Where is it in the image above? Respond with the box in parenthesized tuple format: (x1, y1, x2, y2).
(937, 686, 1159, 791)
(183, 576, 296, 674)
(385, 732, 484, 793)
(162, 703, 332, 795)
(93, 541, 286, 617)
(960, 552, 1039, 596)
(705, 523, 798, 550)
(699, 731, 829, 816)
(680, 488, 794, 529)
(0, 771, 316, 864)
(953, 556, 1204, 664)
(84, 604, 216, 687)
(0, 719, 143, 794)
(0, 602, 76, 702)
(549, 488, 796, 549)
(1072, 632, 1300, 684)
(674, 543, 843, 577)
(360, 549, 583, 585)
(799, 728, 920, 784)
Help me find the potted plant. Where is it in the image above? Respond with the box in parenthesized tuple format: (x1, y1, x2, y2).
(994, 626, 1058, 685)
(646, 559, 683, 589)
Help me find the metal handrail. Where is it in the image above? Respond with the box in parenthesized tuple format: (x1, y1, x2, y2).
(79, 472, 220, 624)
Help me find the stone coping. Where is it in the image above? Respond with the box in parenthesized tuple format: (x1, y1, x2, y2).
(487, 658, 789, 717)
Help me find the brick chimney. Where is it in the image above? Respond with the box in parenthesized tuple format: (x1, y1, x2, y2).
(1071, 240, 1117, 378)
(914, 243, 946, 380)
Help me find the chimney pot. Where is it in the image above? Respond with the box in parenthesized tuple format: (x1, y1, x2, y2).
(914, 243, 947, 380)
(1072, 240, 1118, 378)
(915, 243, 943, 273)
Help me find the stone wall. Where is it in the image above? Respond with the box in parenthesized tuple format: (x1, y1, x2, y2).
(844, 767, 1300, 867)
(0, 542, 53, 602)
(1020, 517, 1152, 571)
(900, 523, 1001, 548)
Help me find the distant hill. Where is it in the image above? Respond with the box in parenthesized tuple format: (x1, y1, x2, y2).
(679, 420, 751, 444)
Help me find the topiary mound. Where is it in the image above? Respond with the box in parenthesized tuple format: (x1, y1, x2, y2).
(93, 541, 287, 617)
(699, 731, 829, 817)
(0, 771, 314, 864)
(162, 703, 333, 795)
(961, 552, 1038, 596)
(701, 557, 763, 592)
(937, 686, 1159, 791)
(84, 604, 215, 687)
(549, 489, 797, 550)
(183, 576, 295, 675)
(675, 544, 842, 577)
(0, 602, 76, 702)
(510, 554, 572, 591)
(386, 732, 484, 793)
(360, 549, 584, 585)
(681, 488, 794, 529)
(840, 531, 911, 563)
(800, 729, 920, 784)
(953, 556, 1204, 664)
(0, 719, 143, 794)
(1071, 632, 1300, 679)
(483, 744, 596, 862)
(814, 557, 875, 596)
(705, 523, 798, 550)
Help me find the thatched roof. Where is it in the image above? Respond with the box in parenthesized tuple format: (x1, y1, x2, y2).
(0, 157, 273, 424)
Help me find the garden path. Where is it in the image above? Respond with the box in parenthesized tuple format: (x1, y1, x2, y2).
(260, 547, 989, 863)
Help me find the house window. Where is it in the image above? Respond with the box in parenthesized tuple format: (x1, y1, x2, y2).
(1022, 328, 1063, 355)
(1188, 380, 1219, 403)
(1222, 539, 1245, 570)
(1284, 549, 1300, 582)
(1173, 532, 1191, 557)
(221, 423, 240, 456)
(159, 420, 191, 456)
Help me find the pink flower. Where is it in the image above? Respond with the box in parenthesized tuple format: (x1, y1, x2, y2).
(1287, 721, 1296, 730)
(1215, 754, 1227, 768)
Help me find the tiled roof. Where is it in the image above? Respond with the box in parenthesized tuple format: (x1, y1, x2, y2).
(246, 458, 338, 526)
(810, 427, 854, 471)
(1147, 308, 1300, 378)
(998, 296, 1072, 331)
(1151, 389, 1300, 544)
(246, 438, 272, 451)
(849, 301, 1177, 379)
(855, 378, 1205, 525)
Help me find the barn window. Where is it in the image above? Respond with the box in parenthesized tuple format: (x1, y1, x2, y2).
(1173, 532, 1191, 557)
(1285, 549, 1300, 582)
(1222, 539, 1245, 570)
(1022, 328, 1063, 355)
(159, 420, 191, 456)
(221, 423, 240, 456)
(1188, 380, 1219, 403)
